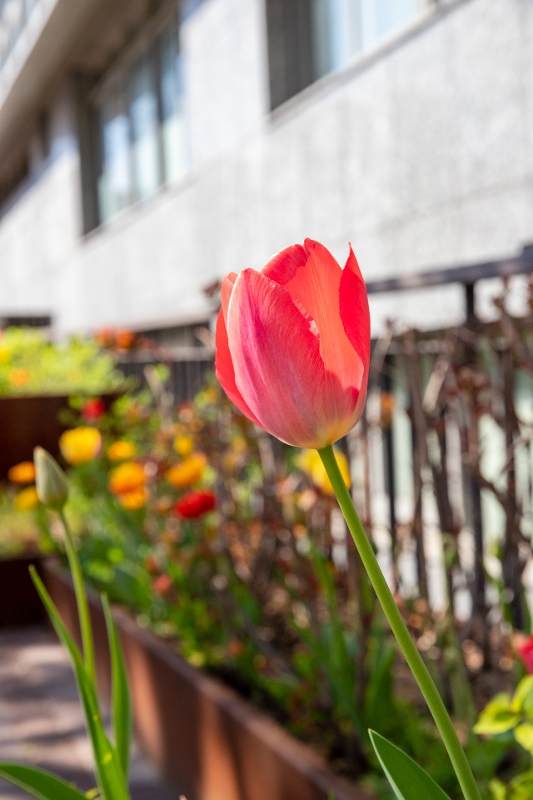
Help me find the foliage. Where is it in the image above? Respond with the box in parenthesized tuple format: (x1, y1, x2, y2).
(0, 327, 126, 396)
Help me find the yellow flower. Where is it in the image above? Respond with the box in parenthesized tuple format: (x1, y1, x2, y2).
(297, 448, 351, 495)
(8, 461, 36, 484)
(14, 486, 40, 511)
(108, 441, 137, 461)
(109, 462, 146, 495)
(0, 346, 10, 364)
(59, 427, 102, 465)
(165, 453, 207, 489)
(173, 435, 194, 458)
(118, 487, 147, 510)
(8, 368, 30, 386)
(231, 436, 248, 454)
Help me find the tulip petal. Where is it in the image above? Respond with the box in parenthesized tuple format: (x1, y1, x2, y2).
(339, 245, 371, 376)
(215, 308, 262, 427)
(264, 239, 364, 441)
(227, 269, 328, 448)
(220, 272, 238, 323)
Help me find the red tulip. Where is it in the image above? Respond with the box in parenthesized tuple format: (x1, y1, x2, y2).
(82, 398, 105, 422)
(175, 490, 216, 519)
(518, 636, 533, 674)
(215, 239, 370, 448)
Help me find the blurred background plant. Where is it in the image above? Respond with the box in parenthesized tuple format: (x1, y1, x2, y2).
(0, 328, 127, 396)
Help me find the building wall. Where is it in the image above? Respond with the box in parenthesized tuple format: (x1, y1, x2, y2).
(0, 0, 531, 334)
(0, 79, 81, 320)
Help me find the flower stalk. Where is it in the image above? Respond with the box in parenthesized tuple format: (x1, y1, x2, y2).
(318, 443, 481, 800)
(61, 509, 96, 687)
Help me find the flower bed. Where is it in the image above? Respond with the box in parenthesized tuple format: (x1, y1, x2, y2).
(43, 560, 373, 800)
(0, 394, 122, 480)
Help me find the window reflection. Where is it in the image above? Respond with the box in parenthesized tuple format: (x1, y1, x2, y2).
(96, 20, 189, 224)
(130, 55, 160, 201)
(98, 93, 131, 223)
(0, 0, 40, 67)
(312, 0, 419, 78)
(160, 27, 188, 184)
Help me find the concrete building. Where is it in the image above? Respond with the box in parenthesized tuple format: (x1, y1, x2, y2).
(0, 0, 531, 338)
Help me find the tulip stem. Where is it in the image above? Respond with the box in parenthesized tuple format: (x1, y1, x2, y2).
(318, 444, 480, 800)
(61, 510, 96, 687)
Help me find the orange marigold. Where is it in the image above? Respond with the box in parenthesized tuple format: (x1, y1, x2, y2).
(165, 453, 207, 489)
(8, 368, 30, 387)
(8, 461, 36, 484)
(108, 441, 137, 461)
(118, 487, 147, 510)
(109, 462, 146, 495)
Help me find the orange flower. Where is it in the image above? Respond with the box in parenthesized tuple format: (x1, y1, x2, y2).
(59, 427, 102, 465)
(118, 487, 147, 510)
(108, 441, 137, 461)
(152, 574, 173, 596)
(165, 453, 207, 489)
(95, 327, 116, 348)
(8, 461, 36, 484)
(116, 330, 135, 350)
(14, 486, 40, 511)
(8, 368, 30, 387)
(109, 462, 146, 495)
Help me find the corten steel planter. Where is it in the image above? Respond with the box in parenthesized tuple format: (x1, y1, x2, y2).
(43, 561, 374, 800)
(0, 393, 119, 480)
(0, 553, 45, 627)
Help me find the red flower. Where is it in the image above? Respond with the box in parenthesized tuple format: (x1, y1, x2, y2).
(175, 490, 216, 519)
(518, 636, 533, 674)
(215, 239, 370, 448)
(81, 398, 105, 422)
(152, 574, 173, 596)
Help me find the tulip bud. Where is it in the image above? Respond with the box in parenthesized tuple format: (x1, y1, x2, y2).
(34, 447, 69, 510)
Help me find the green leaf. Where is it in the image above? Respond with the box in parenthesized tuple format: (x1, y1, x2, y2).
(369, 730, 452, 800)
(514, 723, 533, 754)
(513, 676, 533, 715)
(29, 568, 130, 800)
(102, 594, 132, 779)
(0, 763, 87, 800)
(488, 778, 507, 800)
(474, 693, 519, 735)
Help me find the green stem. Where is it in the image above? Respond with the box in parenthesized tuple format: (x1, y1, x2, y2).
(60, 510, 96, 687)
(318, 444, 481, 800)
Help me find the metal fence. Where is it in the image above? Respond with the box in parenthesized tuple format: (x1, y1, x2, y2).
(116, 347, 215, 406)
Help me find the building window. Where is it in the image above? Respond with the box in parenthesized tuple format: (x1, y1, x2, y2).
(0, 0, 40, 69)
(267, 0, 423, 109)
(96, 20, 189, 225)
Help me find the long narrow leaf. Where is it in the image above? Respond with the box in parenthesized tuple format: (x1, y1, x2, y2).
(102, 594, 132, 779)
(0, 764, 87, 800)
(369, 730, 452, 800)
(29, 567, 130, 800)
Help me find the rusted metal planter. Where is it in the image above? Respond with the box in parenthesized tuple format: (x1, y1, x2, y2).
(43, 561, 373, 800)
(0, 393, 119, 480)
(0, 553, 45, 627)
